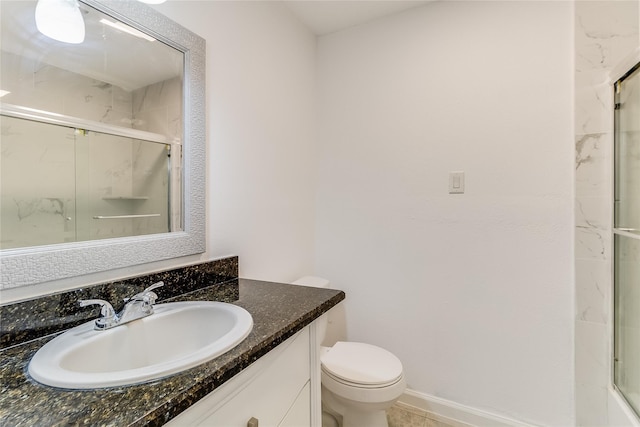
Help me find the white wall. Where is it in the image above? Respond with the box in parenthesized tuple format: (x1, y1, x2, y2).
(0, 1, 317, 302)
(154, 1, 317, 283)
(315, 2, 574, 425)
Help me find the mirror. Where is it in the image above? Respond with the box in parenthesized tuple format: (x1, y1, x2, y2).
(0, 0, 205, 289)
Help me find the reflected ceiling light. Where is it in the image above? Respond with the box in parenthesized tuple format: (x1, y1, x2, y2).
(0, 90, 10, 98)
(35, 0, 85, 44)
(99, 18, 156, 42)
(137, 0, 167, 4)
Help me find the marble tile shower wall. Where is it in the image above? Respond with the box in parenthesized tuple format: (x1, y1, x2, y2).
(131, 77, 182, 233)
(0, 51, 178, 248)
(132, 76, 182, 141)
(0, 51, 134, 127)
(574, 2, 639, 425)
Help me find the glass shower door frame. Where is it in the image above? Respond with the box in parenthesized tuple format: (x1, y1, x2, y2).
(612, 59, 640, 420)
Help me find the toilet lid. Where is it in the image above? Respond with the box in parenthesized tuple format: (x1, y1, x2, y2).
(321, 342, 403, 386)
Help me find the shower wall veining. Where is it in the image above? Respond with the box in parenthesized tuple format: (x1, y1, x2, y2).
(0, 51, 180, 248)
(574, 1, 639, 425)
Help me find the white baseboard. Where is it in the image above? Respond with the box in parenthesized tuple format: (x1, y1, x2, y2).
(398, 389, 538, 427)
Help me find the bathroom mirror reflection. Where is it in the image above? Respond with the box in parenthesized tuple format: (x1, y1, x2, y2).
(0, 0, 205, 289)
(0, 0, 184, 249)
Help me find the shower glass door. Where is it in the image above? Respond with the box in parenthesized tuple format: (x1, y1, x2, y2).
(0, 115, 77, 248)
(0, 114, 172, 249)
(613, 61, 640, 417)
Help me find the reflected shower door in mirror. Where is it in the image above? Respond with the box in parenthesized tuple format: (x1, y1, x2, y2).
(0, 0, 184, 250)
(613, 60, 640, 418)
(0, 115, 177, 249)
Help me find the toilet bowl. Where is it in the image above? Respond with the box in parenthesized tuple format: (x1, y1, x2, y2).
(292, 276, 406, 427)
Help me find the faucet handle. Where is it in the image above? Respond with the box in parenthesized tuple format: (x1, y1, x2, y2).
(143, 281, 164, 294)
(128, 281, 164, 306)
(143, 281, 164, 304)
(79, 299, 117, 330)
(79, 299, 115, 317)
(141, 292, 158, 307)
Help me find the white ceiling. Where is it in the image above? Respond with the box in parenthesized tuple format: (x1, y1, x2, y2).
(284, 1, 434, 36)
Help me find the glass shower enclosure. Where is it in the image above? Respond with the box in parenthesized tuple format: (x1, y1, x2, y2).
(613, 60, 640, 418)
(0, 108, 177, 249)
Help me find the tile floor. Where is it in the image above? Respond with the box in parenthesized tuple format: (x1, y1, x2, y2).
(387, 402, 475, 427)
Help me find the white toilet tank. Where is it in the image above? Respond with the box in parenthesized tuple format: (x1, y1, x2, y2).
(291, 276, 331, 345)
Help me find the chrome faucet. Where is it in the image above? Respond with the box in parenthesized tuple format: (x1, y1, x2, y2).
(78, 299, 117, 330)
(79, 281, 164, 330)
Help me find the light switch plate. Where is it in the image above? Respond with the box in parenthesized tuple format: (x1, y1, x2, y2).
(449, 171, 465, 194)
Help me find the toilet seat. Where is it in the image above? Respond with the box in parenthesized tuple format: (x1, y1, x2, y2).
(321, 342, 403, 387)
(322, 368, 404, 389)
(321, 365, 406, 405)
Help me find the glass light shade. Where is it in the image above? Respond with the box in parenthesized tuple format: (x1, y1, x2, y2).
(35, 0, 85, 44)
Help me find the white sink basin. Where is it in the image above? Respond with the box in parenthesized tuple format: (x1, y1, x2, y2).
(28, 301, 253, 389)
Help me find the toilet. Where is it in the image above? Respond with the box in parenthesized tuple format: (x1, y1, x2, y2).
(292, 276, 406, 427)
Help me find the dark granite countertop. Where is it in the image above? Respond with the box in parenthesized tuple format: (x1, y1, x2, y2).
(0, 278, 344, 427)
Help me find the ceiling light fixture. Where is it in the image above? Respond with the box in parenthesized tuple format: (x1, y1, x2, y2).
(35, 0, 85, 44)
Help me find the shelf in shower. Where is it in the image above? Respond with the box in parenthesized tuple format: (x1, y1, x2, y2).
(93, 214, 160, 219)
(102, 196, 149, 200)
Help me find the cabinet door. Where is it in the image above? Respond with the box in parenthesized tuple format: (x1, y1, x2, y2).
(279, 381, 311, 427)
(168, 327, 310, 427)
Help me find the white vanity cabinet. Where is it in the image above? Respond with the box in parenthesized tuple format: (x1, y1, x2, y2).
(167, 323, 321, 427)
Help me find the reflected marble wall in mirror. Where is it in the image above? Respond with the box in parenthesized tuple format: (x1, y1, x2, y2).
(0, 0, 206, 289)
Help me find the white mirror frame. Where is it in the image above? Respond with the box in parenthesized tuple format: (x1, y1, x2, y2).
(0, 0, 206, 289)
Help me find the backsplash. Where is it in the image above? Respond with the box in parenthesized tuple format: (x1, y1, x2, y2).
(0, 256, 238, 348)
